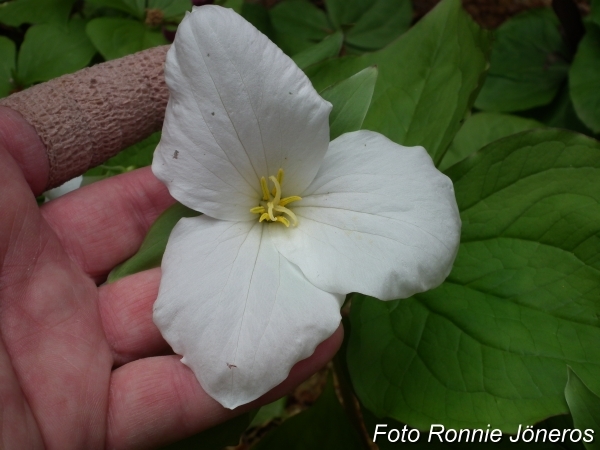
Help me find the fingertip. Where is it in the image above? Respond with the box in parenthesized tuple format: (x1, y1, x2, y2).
(105, 325, 343, 449)
(0, 106, 48, 195)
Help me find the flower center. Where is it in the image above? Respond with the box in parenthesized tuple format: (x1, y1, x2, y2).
(250, 169, 301, 227)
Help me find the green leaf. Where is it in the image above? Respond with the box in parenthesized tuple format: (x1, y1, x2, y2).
(592, 0, 600, 26)
(160, 412, 254, 450)
(475, 8, 570, 112)
(519, 84, 592, 136)
(319, 66, 378, 140)
(148, 0, 191, 19)
(269, 0, 331, 55)
(439, 112, 544, 171)
(108, 202, 200, 283)
(250, 397, 287, 427)
(241, 2, 273, 40)
(0, 0, 76, 26)
(325, 0, 412, 52)
(85, 132, 160, 177)
(86, 17, 168, 60)
(565, 368, 600, 450)
(252, 376, 363, 450)
(307, 0, 491, 165)
(324, 0, 371, 28)
(86, 0, 145, 19)
(348, 130, 600, 432)
(17, 20, 96, 86)
(570, 24, 600, 134)
(216, 0, 243, 14)
(0, 36, 16, 98)
(292, 31, 343, 70)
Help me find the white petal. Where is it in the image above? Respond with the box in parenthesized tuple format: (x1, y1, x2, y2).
(272, 130, 461, 301)
(152, 6, 332, 221)
(154, 216, 343, 409)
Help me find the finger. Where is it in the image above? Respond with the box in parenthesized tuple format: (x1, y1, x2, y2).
(41, 167, 175, 279)
(0, 106, 48, 194)
(0, 139, 113, 449)
(105, 326, 343, 450)
(0, 338, 45, 449)
(98, 268, 169, 366)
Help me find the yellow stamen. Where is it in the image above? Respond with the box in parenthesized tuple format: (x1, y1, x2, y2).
(260, 176, 270, 201)
(250, 169, 301, 227)
(274, 205, 298, 226)
(272, 168, 284, 196)
(279, 196, 302, 207)
(275, 216, 290, 227)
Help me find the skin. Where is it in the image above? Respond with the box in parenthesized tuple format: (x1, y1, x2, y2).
(0, 106, 343, 450)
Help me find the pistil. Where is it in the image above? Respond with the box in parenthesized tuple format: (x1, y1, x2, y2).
(250, 169, 301, 227)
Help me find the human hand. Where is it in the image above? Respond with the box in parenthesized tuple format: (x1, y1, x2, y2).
(0, 105, 342, 449)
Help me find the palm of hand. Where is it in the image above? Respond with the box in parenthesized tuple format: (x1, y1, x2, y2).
(0, 108, 341, 449)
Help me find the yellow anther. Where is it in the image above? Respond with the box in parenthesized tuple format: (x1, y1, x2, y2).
(279, 196, 302, 207)
(260, 176, 270, 201)
(272, 168, 284, 196)
(275, 216, 290, 227)
(250, 169, 301, 227)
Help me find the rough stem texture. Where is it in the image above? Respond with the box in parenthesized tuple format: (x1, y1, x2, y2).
(0, 45, 170, 190)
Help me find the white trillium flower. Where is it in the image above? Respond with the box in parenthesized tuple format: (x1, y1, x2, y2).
(152, 5, 461, 409)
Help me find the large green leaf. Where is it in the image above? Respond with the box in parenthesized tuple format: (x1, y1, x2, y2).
(475, 8, 570, 112)
(348, 130, 600, 432)
(252, 377, 363, 450)
(439, 112, 544, 171)
(148, 0, 191, 19)
(269, 0, 332, 56)
(241, 2, 273, 40)
(570, 24, 600, 134)
(17, 20, 96, 86)
(326, 0, 412, 53)
(565, 368, 600, 450)
(108, 202, 200, 283)
(0, 36, 15, 98)
(592, 0, 600, 26)
(319, 66, 378, 140)
(519, 84, 592, 136)
(0, 0, 76, 26)
(87, 0, 145, 19)
(307, 0, 491, 165)
(345, 0, 411, 52)
(86, 17, 168, 60)
(215, 0, 243, 14)
(291, 32, 343, 70)
(324, 0, 370, 28)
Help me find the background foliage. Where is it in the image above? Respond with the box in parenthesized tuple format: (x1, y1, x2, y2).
(2, 0, 599, 448)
